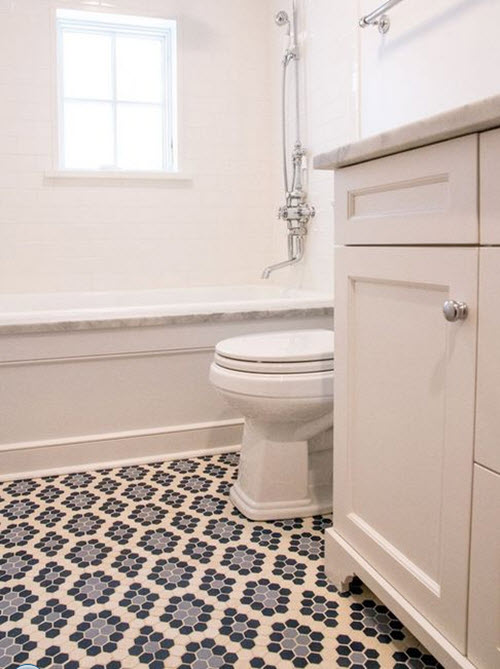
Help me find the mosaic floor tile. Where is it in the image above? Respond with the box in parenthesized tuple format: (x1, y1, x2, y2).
(0, 453, 442, 668)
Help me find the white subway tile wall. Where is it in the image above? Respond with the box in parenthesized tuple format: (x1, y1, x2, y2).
(0, 0, 276, 292)
(268, 0, 360, 294)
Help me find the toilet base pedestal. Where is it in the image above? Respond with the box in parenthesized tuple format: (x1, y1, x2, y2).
(230, 480, 332, 521)
(229, 424, 333, 521)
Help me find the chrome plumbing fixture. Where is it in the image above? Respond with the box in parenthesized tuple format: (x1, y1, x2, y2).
(262, 1, 315, 280)
(359, 0, 404, 34)
(274, 10, 290, 27)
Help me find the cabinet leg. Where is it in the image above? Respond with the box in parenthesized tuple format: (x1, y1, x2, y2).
(325, 562, 357, 593)
(324, 528, 358, 593)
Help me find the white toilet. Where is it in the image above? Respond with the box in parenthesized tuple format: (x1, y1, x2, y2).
(210, 329, 334, 520)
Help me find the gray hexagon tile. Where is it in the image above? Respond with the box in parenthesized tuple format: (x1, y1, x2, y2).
(0, 453, 442, 668)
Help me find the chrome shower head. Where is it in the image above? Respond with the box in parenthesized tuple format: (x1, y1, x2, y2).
(275, 10, 290, 27)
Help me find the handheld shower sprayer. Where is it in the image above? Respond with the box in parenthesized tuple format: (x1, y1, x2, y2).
(262, 3, 315, 280)
(275, 8, 297, 61)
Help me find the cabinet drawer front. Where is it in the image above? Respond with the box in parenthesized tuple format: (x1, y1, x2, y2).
(480, 128, 500, 244)
(334, 135, 478, 245)
(333, 247, 478, 651)
(468, 465, 500, 669)
(476, 248, 500, 474)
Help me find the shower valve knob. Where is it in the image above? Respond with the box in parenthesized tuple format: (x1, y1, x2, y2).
(298, 204, 315, 220)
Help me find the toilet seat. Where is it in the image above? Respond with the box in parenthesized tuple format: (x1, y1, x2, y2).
(210, 363, 334, 398)
(214, 352, 333, 374)
(214, 329, 334, 374)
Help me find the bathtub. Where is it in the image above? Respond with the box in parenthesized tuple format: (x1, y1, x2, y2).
(0, 284, 333, 480)
(0, 284, 332, 329)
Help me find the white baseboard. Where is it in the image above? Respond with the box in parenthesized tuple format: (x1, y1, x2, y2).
(0, 419, 243, 481)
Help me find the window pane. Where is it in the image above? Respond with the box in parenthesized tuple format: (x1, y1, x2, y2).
(63, 101, 114, 169)
(116, 35, 163, 103)
(116, 104, 164, 170)
(62, 31, 112, 100)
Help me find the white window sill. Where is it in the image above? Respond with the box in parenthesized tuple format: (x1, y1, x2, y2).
(44, 170, 193, 184)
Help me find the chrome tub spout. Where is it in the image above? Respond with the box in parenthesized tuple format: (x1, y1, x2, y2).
(262, 235, 304, 280)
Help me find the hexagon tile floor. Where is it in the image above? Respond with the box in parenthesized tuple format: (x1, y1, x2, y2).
(0, 452, 443, 669)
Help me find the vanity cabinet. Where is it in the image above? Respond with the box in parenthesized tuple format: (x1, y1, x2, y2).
(324, 125, 500, 669)
(480, 128, 500, 244)
(476, 249, 500, 474)
(333, 246, 478, 652)
(334, 135, 478, 246)
(467, 465, 500, 669)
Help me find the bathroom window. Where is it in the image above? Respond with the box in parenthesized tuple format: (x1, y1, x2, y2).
(56, 9, 177, 171)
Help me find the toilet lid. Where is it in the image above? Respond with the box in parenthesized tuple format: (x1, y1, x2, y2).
(215, 329, 334, 363)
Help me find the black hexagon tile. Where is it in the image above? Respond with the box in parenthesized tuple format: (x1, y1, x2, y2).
(0, 453, 442, 669)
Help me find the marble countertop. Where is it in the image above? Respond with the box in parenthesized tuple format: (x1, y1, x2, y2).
(0, 306, 334, 336)
(314, 93, 500, 170)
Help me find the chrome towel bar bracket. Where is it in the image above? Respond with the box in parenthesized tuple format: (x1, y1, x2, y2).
(359, 0, 404, 33)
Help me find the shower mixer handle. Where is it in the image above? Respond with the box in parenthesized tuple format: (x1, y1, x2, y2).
(302, 203, 316, 220)
(278, 202, 315, 227)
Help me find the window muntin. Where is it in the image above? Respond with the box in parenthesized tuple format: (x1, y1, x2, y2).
(57, 10, 176, 171)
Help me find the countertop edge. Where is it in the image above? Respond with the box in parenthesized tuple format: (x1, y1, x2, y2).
(0, 306, 334, 336)
(314, 94, 500, 170)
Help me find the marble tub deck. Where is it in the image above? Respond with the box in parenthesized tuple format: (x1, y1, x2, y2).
(0, 307, 334, 337)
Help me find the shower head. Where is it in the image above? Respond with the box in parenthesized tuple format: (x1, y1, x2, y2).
(275, 10, 290, 27)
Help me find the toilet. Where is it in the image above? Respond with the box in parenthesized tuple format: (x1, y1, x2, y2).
(210, 329, 334, 520)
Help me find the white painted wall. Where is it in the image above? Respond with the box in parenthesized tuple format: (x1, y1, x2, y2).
(0, 0, 275, 293)
(360, 0, 500, 136)
(302, 0, 500, 144)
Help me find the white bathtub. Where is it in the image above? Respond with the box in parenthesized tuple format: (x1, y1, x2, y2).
(0, 284, 332, 328)
(0, 284, 333, 480)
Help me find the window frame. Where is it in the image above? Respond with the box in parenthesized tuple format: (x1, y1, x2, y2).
(56, 10, 177, 172)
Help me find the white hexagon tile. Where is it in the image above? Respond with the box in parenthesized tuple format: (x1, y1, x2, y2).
(0, 453, 442, 669)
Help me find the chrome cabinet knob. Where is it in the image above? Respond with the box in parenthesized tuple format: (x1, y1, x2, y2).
(443, 300, 468, 322)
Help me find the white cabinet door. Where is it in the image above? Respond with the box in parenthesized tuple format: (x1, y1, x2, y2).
(333, 247, 478, 652)
(476, 248, 500, 474)
(468, 465, 500, 669)
(480, 128, 500, 245)
(334, 135, 478, 245)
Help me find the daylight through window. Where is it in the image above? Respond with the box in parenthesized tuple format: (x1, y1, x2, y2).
(57, 9, 176, 171)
